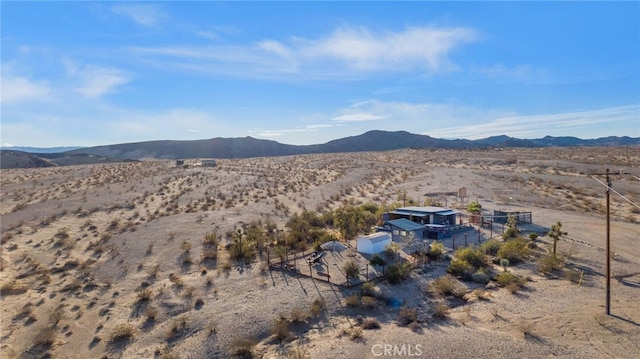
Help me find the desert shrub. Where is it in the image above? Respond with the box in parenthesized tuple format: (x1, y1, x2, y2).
(433, 302, 450, 319)
(361, 295, 376, 309)
(563, 269, 581, 283)
(343, 260, 360, 283)
(454, 246, 487, 269)
(369, 254, 386, 266)
(287, 345, 310, 359)
(447, 259, 473, 280)
(408, 320, 422, 332)
(428, 242, 445, 259)
(349, 327, 363, 340)
(309, 297, 326, 317)
(397, 307, 417, 326)
(472, 289, 491, 301)
(385, 261, 413, 284)
(430, 275, 466, 298)
(33, 326, 56, 346)
(345, 295, 360, 307)
(360, 281, 376, 296)
(361, 317, 381, 329)
(159, 348, 182, 359)
(384, 243, 400, 259)
(143, 306, 158, 321)
(471, 270, 490, 284)
(0, 279, 27, 296)
(528, 233, 539, 241)
(539, 254, 564, 275)
(228, 240, 256, 263)
(180, 241, 191, 252)
(289, 307, 307, 323)
(479, 239, 502, 255)
(229, 337, 257, 359)
(137, 288, 153, 302)
(272, 317, 291, 342)
(203, 232, 218, 245)
(497, 237, 530, 264)
(495, 271, 525, 289)
(109, 323, 136, 344)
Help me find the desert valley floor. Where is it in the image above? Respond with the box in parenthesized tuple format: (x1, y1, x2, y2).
(1, 147, 639, 358)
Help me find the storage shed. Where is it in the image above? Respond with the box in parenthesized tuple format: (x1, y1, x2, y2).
(356, 232, 392, 255)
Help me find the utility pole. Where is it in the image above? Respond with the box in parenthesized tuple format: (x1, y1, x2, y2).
(605, 169, 611, 316)
(591, 168, 628, 315)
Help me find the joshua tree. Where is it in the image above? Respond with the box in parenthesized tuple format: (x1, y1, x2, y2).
(548, 221, 567, 255)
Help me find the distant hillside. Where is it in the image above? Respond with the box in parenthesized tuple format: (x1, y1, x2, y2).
(0, 150, 57, 169)
(0, 150, 128, 169)
(3, 130, 639, 168)
(0, 146, 85, 153)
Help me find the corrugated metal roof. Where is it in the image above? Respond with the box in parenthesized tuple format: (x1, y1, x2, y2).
(358, 232, 392, 243)
(387, 218, 426, 231)
(393, 206, 459, 215)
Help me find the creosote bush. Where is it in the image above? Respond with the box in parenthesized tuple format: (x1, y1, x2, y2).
(454, 246, 487, 269)
(361, 317, 381, 329)
(497, 237, 530, 264)
(386, 261, 413, 284)
(495, 271, 526, 292)
(397, 307, 417, 326)
(428, 242, 445, 259)
(272, 317, 291, 342)
(109, 323, 136, 344)
(479, 239, 502, 256)
(539, 254, 564, 275)
(345, 294, 360, 307)
(309, 297, 326, 317)
(229, 337, 258, 359)
(430, 274, 466, 298)
(447, 258, 473, 279)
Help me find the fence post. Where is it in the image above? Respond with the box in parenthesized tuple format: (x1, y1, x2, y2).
(452, 235, 455, 250)
(366, 264, 369, 282)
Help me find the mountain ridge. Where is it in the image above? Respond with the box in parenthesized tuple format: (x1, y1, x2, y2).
(2, 130, 638, 169)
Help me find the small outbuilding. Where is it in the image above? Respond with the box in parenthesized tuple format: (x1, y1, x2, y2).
(356, 232, 392, 255)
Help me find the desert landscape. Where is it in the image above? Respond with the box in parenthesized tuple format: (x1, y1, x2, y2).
(1, 146, 639, 359)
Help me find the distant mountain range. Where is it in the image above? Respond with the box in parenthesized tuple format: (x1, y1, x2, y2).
(2, 130, 639, 169)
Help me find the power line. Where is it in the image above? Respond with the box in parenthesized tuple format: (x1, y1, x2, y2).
(590, 175, 640, 210)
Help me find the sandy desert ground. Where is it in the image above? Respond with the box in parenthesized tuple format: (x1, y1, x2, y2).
(1, 146, 639, 359)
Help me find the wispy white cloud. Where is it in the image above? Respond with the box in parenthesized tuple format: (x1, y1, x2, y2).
(64, 62, 130, 98)
(331, 113, 388, 122)
(111, 4, 167, 27)
(130, 24, 477, 80)
(473, 64, 551, 84)
(1, 75, 51, 104)
(427, 105, 640, 139)
(296, 26, 475, 72)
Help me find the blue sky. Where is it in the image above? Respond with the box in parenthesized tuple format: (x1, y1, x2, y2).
(2, 1, 639, 147)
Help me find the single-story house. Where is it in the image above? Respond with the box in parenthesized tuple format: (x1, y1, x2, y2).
(356, 232, 392, 255)
(384, 206, 459, 227)
(385, 218, 426, 242)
